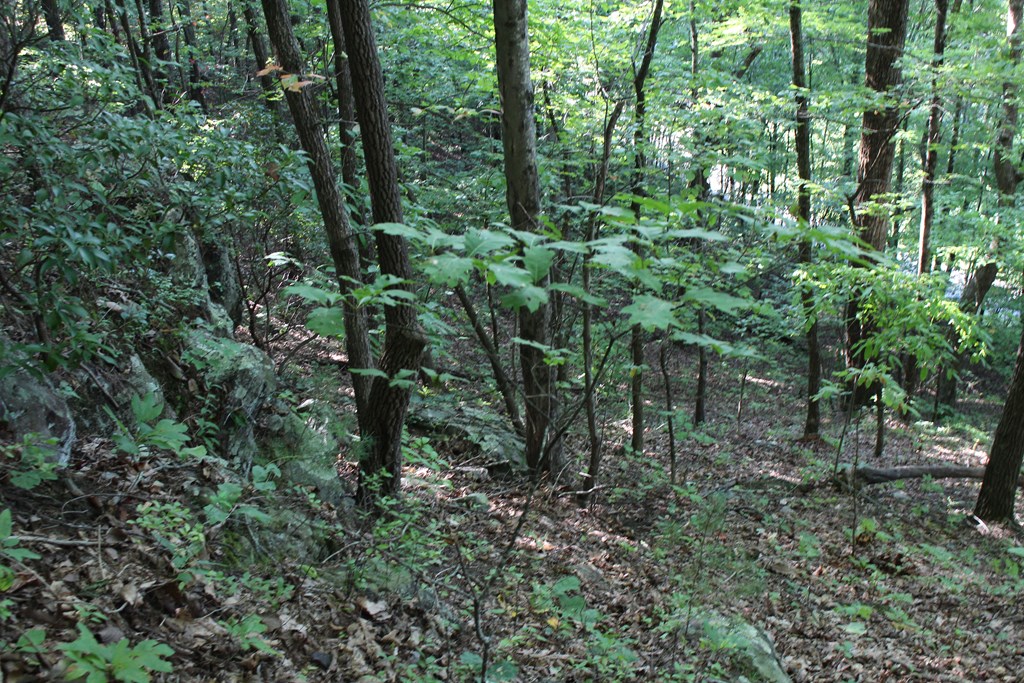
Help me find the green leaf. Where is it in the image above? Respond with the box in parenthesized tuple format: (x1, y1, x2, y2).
(130, 393, 163, 424)
(306, 307, 346, 337)
(424, 253, 474, 286)
(374, 222, 421, 239)
(842, 622, 867, 635)
(547, 282, 607, 306)
(621, 295, 677, 331)
(683, 287, 749, 314)
(282, 284, 340, 306)
(487, 261, 533, 288)
(464, 228, 513, 257)
(500, 285, 548, 312)
(522, 246, 555, 283)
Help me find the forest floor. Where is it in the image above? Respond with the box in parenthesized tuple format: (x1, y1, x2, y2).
(3, 336, 1024, 682)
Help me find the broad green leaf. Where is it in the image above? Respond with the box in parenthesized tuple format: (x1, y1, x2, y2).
(487, 261, 533, 288)
(500, 285, 548, 312)
(464, 228, 513, 257)
(306, 307, 346, 337)
(424, 253, 474, 286)
(548, 282, 607, 306)
(684, 287, 749, 314)
(523, 246, 555, 283)
(282, 284, 340, 306)
(621, 295, 677, 331)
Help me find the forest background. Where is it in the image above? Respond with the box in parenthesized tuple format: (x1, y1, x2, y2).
(3, 0, 1024, 680)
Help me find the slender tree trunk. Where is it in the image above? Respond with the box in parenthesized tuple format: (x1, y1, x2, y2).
(242, 2, 279, 113)
(905, 0, 950, 400)
(972, 0, 1024, 521)
(492, 0, 552, 474)
(42, 0, 66, 41)
(259, 0, 374, 440)
(325, 0, 368, 232)
(628, 0, 664, 457)
(790, 0, 821, 439)
(149, 0, 171, 102)
(175, 0, 208, 112)
(844, 0, 910, 407)
(579, 99, 625, 506)
(338, 0, 428, 501)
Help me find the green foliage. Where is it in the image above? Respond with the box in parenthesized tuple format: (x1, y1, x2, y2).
(218, 614, 278, 655)
(59, 624, 173, 683)
(106, 394, 207, 459)
(0, 433, 60, 490)
(0, 508, 40, 610)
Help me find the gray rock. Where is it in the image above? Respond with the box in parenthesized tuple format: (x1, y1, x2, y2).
(169, 229, 234, 338)
(184, 330, 276, 466)
(0, 368, 76, 467)
(266, 401, 350, 505)
(692, 611, 791, 683)
(200, 238, 243, 328)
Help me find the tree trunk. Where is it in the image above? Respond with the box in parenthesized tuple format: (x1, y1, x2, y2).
(973, 0, 1023, 522)
(149, 0, 172, 102)
(42, 0, 66, 41)
(492, 0, 552, 474)
(259, 0, 374, 439)
(628, 0, 664, 457)
(789, 0, 821, 439)
(242, 2, 279, 113)
(338, 0, 428, 502)
(844, 0, 910, 407)
(175, 0, 208, 112)
(325, 0, 368, 231)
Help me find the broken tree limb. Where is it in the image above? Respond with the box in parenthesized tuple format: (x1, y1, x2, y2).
(836, 464, 1024, 490)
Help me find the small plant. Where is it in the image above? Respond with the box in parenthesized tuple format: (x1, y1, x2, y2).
(219, 614, 278, 654)
(106, 393, 207, 459)
(59, 624, 173, 682)
(1, 433, 60, 490)
(1, 508, 40, 613)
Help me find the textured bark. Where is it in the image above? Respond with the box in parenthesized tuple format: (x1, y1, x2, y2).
(790, 0, 821, 438)
(339, 0, 427, 501)
(148, 0, 171, 101)
(174, 0, 208, 112)
(972, 0, 1023, 522)
(113, 0, 156, 104)
(242, 2, 279, 112)
(259, 0, 374, 432)
(918, 0, 948, 277)
(844, 0, 910, 407)
(975, 323, 1024, 520)
(42, 0, 65, 41)
(628, 0, 664, 457)
(325, 0, 366, 230)
(492, 0, 552, 474)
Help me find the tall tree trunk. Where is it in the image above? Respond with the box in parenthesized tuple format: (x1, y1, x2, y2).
(242, 2, 279, 113)
(338, 0, 428, 501)
(175, 0, 208, 112)
(844, 0, 910, 407)
(325, 0, 368, 232)
(579, 99, 625, 506)
(492, 0, 552, 474)
(905, 0, 950, 400)
(790, 0, 821, 439)
(149, 0, 172, 103)
(42, 0, 66, 41)
(972, 0, 1023, 522)
(259, 0, 374, 447)
(940, 0, 1019, 412)
(628, 0, 664, 457)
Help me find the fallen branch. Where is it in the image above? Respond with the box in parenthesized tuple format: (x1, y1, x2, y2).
(837, 464, 1024, 490)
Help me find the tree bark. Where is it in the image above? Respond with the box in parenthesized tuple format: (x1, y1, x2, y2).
(628, 0, 664, 457)
(338, 0, 428, 502)
(844, 0, 910, 407)
(174, 0, 208, 112)
(259, 0, 374, 436)
(242, 2, 279, 113)
(974, 0, 1024, 523)
(790, 0, 821, 439)
(325, 0, 367, 231)
(42, 0, 66, 41)
(492, 0, 552, 474)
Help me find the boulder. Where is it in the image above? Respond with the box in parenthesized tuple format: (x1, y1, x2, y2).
(169, 228, 234, 338)
(692, 611, 791, 683)
(264, 400, 350, 506)
(0, 368, 76, 467)
(184, 330, 276, 466)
